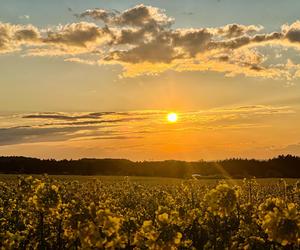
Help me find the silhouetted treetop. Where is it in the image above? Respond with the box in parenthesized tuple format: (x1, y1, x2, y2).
(0, 155, 299, 178)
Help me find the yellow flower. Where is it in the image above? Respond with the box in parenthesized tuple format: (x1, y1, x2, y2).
(259, 199, 300, 246)
(157, 213, 169, 223)
(174, 232, 182, 245)
(204, 183, 238, 217)
(51, 184, 59, 192)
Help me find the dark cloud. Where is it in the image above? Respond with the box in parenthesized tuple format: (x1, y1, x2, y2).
(0, 110, 151, 146)
(249, 65, 263, 71)
(172, 29, 212, 56)
(66, 117, 146, 125)
(283, 22, 300, 43)
(23, 112, 115, 121)
(210, 32, 283, 51)
(23, 114, 79, 120)
(0, 121, 141, 146)
(106, 39, 178, 63)
(285, 30, 300, 42)
(14, 29, 39, 41)
(113, 28, 146, 45)
(217, 55, 229, 61)
(76, 8, 114, 23)
(39, 117, 147, 127)
(0, 126, 95, 146)
(43, 22, 109, 48)
(217, 24, 263, 38)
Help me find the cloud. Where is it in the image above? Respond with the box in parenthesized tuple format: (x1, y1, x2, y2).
(106, 39, 178, 64)
(78, 4, 173, 28)
(73, 5, 300, 79)
(0, 21, 112, 56)
(0, 125, 141, 146)
(184, 105, 294, 125)
(119, 49, 281, 79)
(77, 8, 113, 22)
(43, 22, 109, 48)
(18, 15, 30, 20)
(3, 5, 300, 79)
(23, 112, 115, 121)
(113, 4, 173, 28)
(21, 112, 147, 129)
(271, 142, 300, 156)
(0, 111, 152, 146)
(217, 24, 263, 38)
(0, 22, 40, 53)
(64, 57, 98, 65)
(282, 21, 300, 43)
(171, 28, 213, 57)
(78, 135, 144, 141)
(0, 106, 294, 146)
(60, 117, 146, 126)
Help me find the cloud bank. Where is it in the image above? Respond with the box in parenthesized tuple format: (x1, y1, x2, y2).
(2, 5, 300, 79)
(0, 105, 294, 146)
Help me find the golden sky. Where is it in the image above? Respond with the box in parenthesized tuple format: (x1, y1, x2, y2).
(0, 1, 300, 160)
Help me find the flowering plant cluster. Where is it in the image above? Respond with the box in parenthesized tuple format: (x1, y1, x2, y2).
(0, 176, 299, 249)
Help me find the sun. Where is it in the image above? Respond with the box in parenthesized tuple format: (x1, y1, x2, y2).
(167, 112, 178, 123)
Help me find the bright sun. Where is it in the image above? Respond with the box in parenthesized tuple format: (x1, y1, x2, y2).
(167, 112, 178, 123)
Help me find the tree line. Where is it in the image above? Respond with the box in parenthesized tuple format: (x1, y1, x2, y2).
(0, 155, 299, 178)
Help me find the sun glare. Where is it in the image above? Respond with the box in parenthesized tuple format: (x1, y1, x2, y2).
(167, 112, 178, 123)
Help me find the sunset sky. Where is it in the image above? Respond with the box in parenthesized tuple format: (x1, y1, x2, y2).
(1, 0, 300, 160)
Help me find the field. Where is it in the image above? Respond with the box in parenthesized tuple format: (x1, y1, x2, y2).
(0, 175, 299, 249)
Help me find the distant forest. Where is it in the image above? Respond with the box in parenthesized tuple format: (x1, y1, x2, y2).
(0, 155, 299, 178)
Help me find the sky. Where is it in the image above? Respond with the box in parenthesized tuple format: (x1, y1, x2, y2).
(1, 0, 300, 160)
